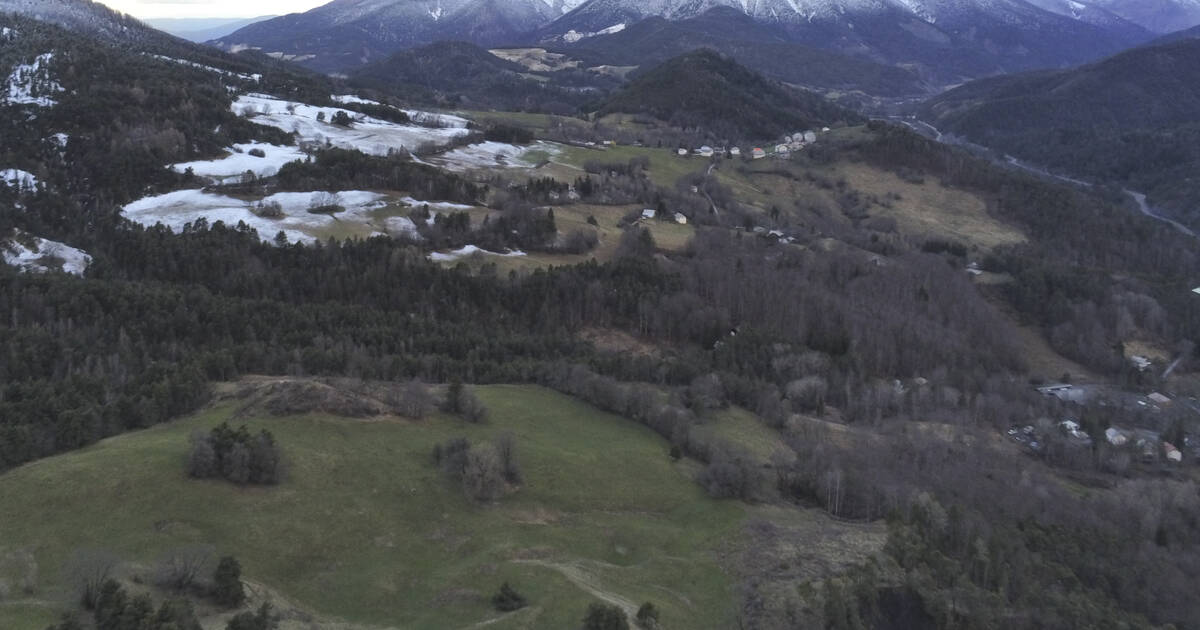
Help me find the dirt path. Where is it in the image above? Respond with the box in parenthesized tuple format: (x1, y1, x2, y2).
(513, 559, 638, 621)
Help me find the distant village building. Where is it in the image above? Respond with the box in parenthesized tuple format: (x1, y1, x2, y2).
(1164, 442, 1183, 463)
(673, 212, 688, 224)
(1130, 355, 1152, 371)
(698, 146, 714, 157)
(774, 144, 789, 154)
(751, 148, 766, 160)
(677, 148, 688, 156)
(730, 147, 741, 157)
(966, 261, 983, 276)
(1105, 427, 1128, 446)
(641, 208, 657, 220)
(1148, 392, 1171, 405)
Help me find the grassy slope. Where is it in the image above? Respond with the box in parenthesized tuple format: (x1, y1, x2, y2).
(0, 386, 744, 630)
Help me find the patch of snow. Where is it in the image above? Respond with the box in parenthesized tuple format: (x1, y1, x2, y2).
(234, 94, 471, 156)
(563, 23, 626, 42)
(398, 197, 475, 212)
(170, 142, 307, 184)
(429, 245, 526, 262)
(332, 94, 382, 107)
(48, 133, 68, 148)
(1, 168, 38, 190)
(120, 189, 457, 244)
(148, 55, 261, 83)
(431, 141, 560, 172)
(428, 6, 444, 20)
(2, 230, 90, 275)
(4, 52, 64, 107)
(1, 27, 15, 40)
(332, 95, 470, 129)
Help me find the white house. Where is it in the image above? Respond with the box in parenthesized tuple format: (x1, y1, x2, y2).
(641, 208, 657, 220)
(673, 212, 688, 224)
(698, 146, 714, 157)
(751, 148, 766, 160)
(1105, 427, 1128, 446)
(1148, 392, 1171, 405)
(1164, 442, 1183, 462)
(730, 147, 741, 157)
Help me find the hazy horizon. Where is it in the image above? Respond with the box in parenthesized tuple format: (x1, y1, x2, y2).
(95, 0, 327, 19)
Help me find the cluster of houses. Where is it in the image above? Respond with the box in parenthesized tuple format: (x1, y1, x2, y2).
(677, 129, 825, 161)
(1019, 384, 1200, 465)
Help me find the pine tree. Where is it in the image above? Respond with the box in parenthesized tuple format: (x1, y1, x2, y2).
(212, 556, 246, 608)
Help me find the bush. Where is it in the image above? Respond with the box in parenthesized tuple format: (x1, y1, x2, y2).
(636, 602, 660, 629)
(247, 148, 266, 158)
(492, 582, 527, 612)
(583, 602, 629, 630)
(463, 443, 505, 502)
(331, 111, 353, 127)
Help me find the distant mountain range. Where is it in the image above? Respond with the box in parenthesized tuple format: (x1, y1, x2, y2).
(1089, 0, 1200, 34)
(210, 0, 1161, 84)
(143, 16, 277, 43)
(210, 0, 586, 71)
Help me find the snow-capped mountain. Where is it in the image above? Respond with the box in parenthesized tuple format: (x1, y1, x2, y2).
(1088, 0, 1200, 33)
(212, 0, 587, 72)
(541, 0, 1153, 83)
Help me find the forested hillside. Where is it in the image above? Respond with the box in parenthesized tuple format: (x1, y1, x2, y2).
(921, 37, 1200, 227)
(599, 49, 860, 143)
(558, 7, 928, 97)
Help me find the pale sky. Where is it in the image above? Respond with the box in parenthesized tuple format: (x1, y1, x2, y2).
(96, 0, 329, 19)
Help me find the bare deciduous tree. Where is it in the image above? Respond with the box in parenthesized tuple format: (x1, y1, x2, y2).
(65, 548, 119, 609)
(156, 544, 214, 592)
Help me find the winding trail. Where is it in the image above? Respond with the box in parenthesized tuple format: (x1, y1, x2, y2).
(513, 559, 639, 621)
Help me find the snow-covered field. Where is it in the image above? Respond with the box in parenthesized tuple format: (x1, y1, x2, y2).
(149, 55, 261, 83)
(331, 95, 470, 129)
(120, 188, 464, 244)
(1, 168, 38, 190)
(235, 94, 471, 156)
(170, 142, 307, 184)
(2, 230, 90, 275)
(4, 52, 63, 107)
(430, 141, 561, 172)
(429, 245, 527, 263)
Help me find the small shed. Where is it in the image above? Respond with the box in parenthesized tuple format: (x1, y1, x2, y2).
(641, 208, 657, 220)
(673, 212, 688, 224)
(698, 145, 714, 157)
(730, 147, 741, 156)
(1164, 442, 1183, 462)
